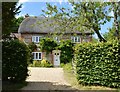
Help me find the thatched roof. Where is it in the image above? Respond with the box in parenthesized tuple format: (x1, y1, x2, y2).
(18, 16, 92, 34)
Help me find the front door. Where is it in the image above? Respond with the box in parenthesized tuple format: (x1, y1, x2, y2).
(54, 52, 60, 66)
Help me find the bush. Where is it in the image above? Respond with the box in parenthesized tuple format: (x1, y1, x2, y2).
(74, 40, 120, 88)
(28, 42, 37, 64)
(59, 40, 74, 64)
(41, 59, 53, 67)
(30, 60, 53, 67)
(2, 39, 30, 82)
(29, 60, 41, 67)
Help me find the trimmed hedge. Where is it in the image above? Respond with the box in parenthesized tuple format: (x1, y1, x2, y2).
(74, 40, 120, 88)
(2, 39, 30, 82)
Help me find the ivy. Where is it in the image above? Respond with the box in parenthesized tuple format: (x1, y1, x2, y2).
(39, 38, 58, 54)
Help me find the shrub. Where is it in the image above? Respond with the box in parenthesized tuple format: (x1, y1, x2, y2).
(28, 42, 37, 52)
(2, 39, 30, 82)
(59, 40, 74, 64)
(29, 60, 41, 67)
(30, 59, 53, 67)
(41, 59, 53, 67)
(28, 42, 37, 64)
(74, 40, 120, 88)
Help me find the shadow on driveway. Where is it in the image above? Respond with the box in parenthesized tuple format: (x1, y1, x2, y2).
(2, 81, 79, 92)
(20, 81, 79, 91)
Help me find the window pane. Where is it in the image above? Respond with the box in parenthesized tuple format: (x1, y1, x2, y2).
(78, 37, 80, 42)
(75, 37, 77, 42)
(71, 37, 74, 42)
(39, 53, 41, 59)
(36, 37, 38, 42)
(36, 53, 38, 59)
(32, 36, 35, 42)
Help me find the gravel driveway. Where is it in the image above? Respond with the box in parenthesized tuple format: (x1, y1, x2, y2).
(21, 67, 78, 90)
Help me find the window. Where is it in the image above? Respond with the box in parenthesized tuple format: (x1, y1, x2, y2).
(32, 52, 42, 60)
(32, 36, 42, 43)
(71, 36, 81, 43)
(82, 36, 89, 42)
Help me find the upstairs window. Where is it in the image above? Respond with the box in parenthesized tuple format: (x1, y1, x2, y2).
(32, 52, 42, 60)
(71, 36, 81, 43)
(82, 36, 89, 42)
(32, 36, 42, 43)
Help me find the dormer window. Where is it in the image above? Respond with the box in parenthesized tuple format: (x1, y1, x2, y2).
(32, 36, 42, 43)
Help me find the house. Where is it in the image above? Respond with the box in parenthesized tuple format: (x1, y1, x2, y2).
(15, 15, 92, 66)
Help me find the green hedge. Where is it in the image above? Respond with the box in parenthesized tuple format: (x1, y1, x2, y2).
(2, 39, 30, 82)
(74, 40, 120, 88)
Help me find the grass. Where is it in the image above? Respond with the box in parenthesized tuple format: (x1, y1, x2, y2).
(62, 63, 119, 91)
(2, 81, 27, 91)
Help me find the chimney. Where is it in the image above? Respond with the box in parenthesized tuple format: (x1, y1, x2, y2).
(25, 14, 29, 18)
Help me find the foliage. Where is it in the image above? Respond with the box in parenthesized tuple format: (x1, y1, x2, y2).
(39, 37, 58, 54)
(59, 40, 74, 64)
(74, 40, 120, 88)
(30, 60, 53, 67)
(28, 43, 37, 63)
(29, 60, 41, 67)
(2, 2, 22, 36)
(111, 2, 120, 39)
(2, 39, 30, 82)
(60, 63, 65, 67)
(103, 26, 116, 40)
(28, 42, 37, 64)
(63, 63, 73, 72)
(70, 2, 112, 42)
(42, 2, 113, 42)
(28, 42, 37, 52)
(12, 16, 24, 33)
(91, 36, 98, 43)
(41, 59, 53, 67)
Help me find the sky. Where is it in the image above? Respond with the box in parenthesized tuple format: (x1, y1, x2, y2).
(16, 0, 115, 38)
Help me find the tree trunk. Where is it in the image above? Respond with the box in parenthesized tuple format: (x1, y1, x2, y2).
(113, 2, 120, 40)
(94, 30, 107, 42)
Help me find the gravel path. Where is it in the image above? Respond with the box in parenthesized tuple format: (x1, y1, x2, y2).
(21, 67, 77, 90)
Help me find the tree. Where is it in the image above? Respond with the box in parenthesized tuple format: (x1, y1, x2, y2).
(12, 16, 24, 33)
(112, 2, 120, 39)
(42, 2, 112, 42)
(103, 26, 116, 40)
(2, 2, 22, 37)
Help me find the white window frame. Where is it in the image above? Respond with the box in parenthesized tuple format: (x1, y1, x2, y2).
(71, 36, 81, 43)
(82, 36, 89, 42)
(32, 52, 42, 60)
(32, 36, 42, 43)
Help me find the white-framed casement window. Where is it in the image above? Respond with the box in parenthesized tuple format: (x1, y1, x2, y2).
(32, 52, 42, 60)
(71, 36, 81, 43)
(82, 36, 89, 42)
(32, 36, 42, 43)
